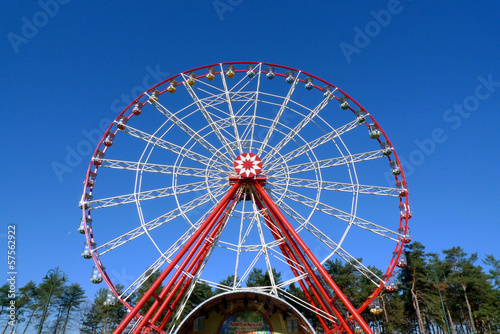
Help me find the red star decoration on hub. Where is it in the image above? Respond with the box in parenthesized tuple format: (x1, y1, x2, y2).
(233, 153, 262, 178)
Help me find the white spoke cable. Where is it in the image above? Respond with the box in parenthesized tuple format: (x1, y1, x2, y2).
(234, 191, 248, 288)
(120, 123, 225, 168)
(168, 187, 243, 332)
(274, 198, 382, 285)
(270, 150, 386, 176)
(120, 199, 220, 299)
(181, 73, 237, 159)
(268, 177, 400, 197)
(277, 287, 340, 325)
(257, 71, 301, 156)
(266, 119, 360, 169)
(273, 185, 400, 241)
(248, 65, 263, 152)
(145, 91, 234, 166)
(236, 248, 266, 289)
(94, 186, 227, 255)
(89, 180, 221, 210)
(98, 159, 222, 177)
(218, 64, 244, 154)
(250, 191, 278, 295)
(263, 91, 335, 164)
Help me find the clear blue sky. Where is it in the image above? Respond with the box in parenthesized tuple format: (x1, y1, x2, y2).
(1, 0, 499, 315)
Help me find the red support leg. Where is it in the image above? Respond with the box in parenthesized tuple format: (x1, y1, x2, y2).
(133, 184, 241, 332)
(150, 194, 240, 328)
(253, 181, 373, 334)
(114, 182, 241, 333)
(253, 194, 334, 331)
(252, 187, 350, 333)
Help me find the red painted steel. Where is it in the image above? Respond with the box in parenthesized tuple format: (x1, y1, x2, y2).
(157, 194, 240, 330)
(252, 185, 353, 334)
(133, 185, 240, 332)
(151, 194, 240, 328)
(114, 182, 241, 333)
(253, 194, 332, 331)
(253, 181, 374, 334)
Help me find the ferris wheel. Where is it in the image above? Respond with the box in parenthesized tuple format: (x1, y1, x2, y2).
(79, 62, 412, 334)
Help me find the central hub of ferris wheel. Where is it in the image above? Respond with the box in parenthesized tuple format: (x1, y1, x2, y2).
(233, 153, 263, 178)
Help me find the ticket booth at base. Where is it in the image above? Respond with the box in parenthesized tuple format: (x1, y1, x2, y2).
(175, 291, 315, 334)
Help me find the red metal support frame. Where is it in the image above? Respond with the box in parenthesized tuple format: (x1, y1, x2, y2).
(253, 181, 374, 334)
(253, 192, 334, 331)
(151, 193, 241, 329)
(133, 184, 241, 332)
(252, 185, 352, 334)
(157, 194, 239, 330)
(114, 182, 241, 333)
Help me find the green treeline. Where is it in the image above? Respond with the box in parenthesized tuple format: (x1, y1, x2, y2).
(2, 242, 499, 333)
(321, 242, 500, 334)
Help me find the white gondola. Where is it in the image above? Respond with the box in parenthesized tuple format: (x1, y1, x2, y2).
(104, 289, 117, 306)
(246, 65, 255, 78)
(81, 242, 92, 259)
(266, 66, 275, 79)
(355, 109, 366, 123)
(78, 216, 92, 234)
(79, 193, 92, 210)
(339, 96, 349, 110)
(390, 160, 401, 175)
(304, 77, 314, 90)
(322, 86, 332, 98)
(368, 123, 381, 139)
(90, 265, 103, 284)
(380, 141, 392, 156)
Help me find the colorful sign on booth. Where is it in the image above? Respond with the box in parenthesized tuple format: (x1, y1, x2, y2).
(220, 309, 271, 334)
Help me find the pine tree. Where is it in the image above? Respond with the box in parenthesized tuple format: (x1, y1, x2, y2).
(442, 247, 479, 333)
(246, 268, 282, 287)
(57, 283, 86, 333)
(18, 281, 38, 334)
(215, 274, 239, 294)
(0, 284, 10, 318)
(34, 267, 67, 333)
(80, 287, 127, 334)
(399, 242, 433, 333)
(483, 254, 500, 289)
